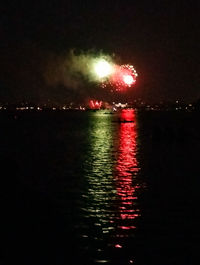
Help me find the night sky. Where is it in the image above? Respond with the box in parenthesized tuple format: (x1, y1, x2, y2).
(0, 0, 200, 104)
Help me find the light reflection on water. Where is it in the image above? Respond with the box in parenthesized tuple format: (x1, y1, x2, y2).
(81, 110, 142, 264)
(114, 110, 140, 233)
(82, 112, 115, 236)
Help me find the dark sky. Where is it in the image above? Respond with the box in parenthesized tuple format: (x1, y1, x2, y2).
(0, 0, 200, 104)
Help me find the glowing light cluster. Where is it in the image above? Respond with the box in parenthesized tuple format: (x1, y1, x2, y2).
(123, 75, 134, 85)
(109, 64, 138, 92)
(89, 100, 102, 109)
(91, 56, 138, 92)
(93, 59, 113, 78)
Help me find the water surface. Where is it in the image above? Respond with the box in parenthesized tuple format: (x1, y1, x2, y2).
(0, 109, 198, 265)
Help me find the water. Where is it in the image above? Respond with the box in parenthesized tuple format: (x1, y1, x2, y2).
(0, 109, 198, 265)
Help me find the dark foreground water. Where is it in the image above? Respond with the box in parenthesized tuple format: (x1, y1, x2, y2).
(0, 109, 199, 265)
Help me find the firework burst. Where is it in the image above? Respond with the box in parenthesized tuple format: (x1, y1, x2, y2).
(109, 64, 138, 91)
(99, 64, 138, 92)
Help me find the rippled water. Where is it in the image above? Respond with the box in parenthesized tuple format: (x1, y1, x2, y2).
(0, 109, 198, 265)
(78, 110, 143, 264)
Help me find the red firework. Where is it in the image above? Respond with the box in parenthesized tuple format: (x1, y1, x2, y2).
(89, 100, 102, 109)
(109, 64, 137, 91)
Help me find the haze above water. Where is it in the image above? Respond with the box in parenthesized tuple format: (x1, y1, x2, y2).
(0, 110, 198, 265)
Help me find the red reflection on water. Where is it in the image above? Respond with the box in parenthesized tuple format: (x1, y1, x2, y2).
(115, 109, 140, 230)
(115, 244, 123, 248)
(118, 226, 136, 230)
(120, 109, 134, 121)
